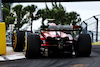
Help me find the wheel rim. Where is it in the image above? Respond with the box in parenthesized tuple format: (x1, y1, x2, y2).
(24, 35, 27, 56)
(13, 34, 17, 50)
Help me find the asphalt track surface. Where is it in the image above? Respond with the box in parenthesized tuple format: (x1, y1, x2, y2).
(0, 45, 100, 67)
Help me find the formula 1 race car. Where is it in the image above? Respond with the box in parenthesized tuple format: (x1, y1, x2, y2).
(12, 19, 92, 58)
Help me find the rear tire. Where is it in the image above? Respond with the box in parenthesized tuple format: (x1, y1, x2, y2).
(75, 34, 92, 57)
(25, 33, 41, 59)
(12, 30, 25, 52)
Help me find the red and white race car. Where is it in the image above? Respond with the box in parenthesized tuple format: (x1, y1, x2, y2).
(12, 19, 92, 58)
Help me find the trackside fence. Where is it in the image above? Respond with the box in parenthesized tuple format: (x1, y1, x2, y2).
(81, 14, 100, 42)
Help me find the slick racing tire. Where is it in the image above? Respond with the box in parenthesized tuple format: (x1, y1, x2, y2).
(76, 34, 92, 57)
(25, 33, 41, 59)
(12, 30, 25, 52)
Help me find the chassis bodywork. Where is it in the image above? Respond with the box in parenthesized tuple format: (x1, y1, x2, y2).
(39, 24, 82, 56)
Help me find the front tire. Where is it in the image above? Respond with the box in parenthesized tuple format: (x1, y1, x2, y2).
(12, 30, 25, 52)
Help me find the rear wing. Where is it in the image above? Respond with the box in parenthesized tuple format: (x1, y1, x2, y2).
(40, 25, 82, 31)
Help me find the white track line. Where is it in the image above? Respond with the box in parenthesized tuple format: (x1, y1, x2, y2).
(0, 56, 5, 61)
(4, 53, 25, 60)
(0, 46, 26, 61)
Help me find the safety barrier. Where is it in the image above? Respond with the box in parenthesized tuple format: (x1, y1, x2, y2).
(0, 22, 6, 55)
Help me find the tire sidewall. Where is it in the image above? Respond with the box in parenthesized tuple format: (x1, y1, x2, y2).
(76, 34, 92, 57)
